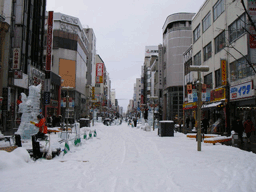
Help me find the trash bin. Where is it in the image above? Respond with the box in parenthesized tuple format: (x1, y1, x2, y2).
(159, 120, 174, 137)
(79, 118, 90, 127)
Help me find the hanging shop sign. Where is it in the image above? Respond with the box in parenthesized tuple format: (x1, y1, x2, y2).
(46, 11, 53, 71)
(183, 102, 197, 110)
(210, 88, 225, 102)
(12, 48, 20, 70)
(14, 70, 23, 79)
(230, 81, 254, 100)
(96, 63, 104, 83)
(221, 59, 227, 86)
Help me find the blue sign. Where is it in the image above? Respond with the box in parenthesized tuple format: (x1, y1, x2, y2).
(230, 81, 254, 100)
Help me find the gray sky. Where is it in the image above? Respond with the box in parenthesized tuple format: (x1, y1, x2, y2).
(46, 0, 206, 112)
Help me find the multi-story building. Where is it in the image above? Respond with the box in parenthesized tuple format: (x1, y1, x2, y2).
(142, 46, 158, 105)
(162, 12, 195, 120)
(184, 0, 256, 134)
(133, 78, 141, 110)
(111, 89, 116, 109)
(50, 12, 89, 121)
(1, 0, 47, 132)
(84, 28, 96, 117)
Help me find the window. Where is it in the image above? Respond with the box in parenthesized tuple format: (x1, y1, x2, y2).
(203, 12, 211, 32)
(215, 69, 221, 87)
(228, 14, 246, 43)
(204, 73, 212, 88)
(193, 24, 200, 43)
(194, 51, 201, 66)
(213, 0, 225, 21)
(203, 42, 212, 61)
(230, 56, 254, 82)
(214, 31, 225, 53)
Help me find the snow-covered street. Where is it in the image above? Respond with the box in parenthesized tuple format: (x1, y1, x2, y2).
(1, 122, 256, 192)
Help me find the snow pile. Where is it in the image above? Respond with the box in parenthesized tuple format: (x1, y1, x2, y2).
(0, 147, 31, 171)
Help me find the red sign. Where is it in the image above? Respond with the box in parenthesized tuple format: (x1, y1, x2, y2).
(187, 84, 192, 94)
(46, 11, 54, 71)
(96, 63, 104, 83)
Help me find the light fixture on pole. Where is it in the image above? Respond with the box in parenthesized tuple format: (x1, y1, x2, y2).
(189, 65, 209, 151)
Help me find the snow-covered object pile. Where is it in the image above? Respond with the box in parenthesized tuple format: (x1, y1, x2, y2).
(16, 84, 42, 139)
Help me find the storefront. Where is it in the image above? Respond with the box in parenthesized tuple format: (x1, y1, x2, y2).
(230, 81, 256, 126)
(201, 87, 226, 134)
(183, 102, 197, 129)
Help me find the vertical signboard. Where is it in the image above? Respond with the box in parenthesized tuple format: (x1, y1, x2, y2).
(46, 11, 54, 71)
(187, 84, 193, 103)
(13, 48, 20, 70)
(202, 84, 206, 101)
(221, 59, 227, 86)
(248, 1, 256, 61)
(96, 63, 104, 83)
(92, 87, 95, 100)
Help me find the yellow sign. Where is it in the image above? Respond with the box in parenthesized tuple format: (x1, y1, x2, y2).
(221, 59, 227, 86)
(92, 87, 95, 100)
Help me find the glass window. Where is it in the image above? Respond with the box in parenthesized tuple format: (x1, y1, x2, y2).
(214, 31, 225, 54)
(228, 14, 245, 43)
(194, 51, 201, 66)
(230, 56, 254, 82)
(193, 24, 200, 43)
(215, 69, 221, 87)
(213, 0, 225, 21)
(204, 73, 212, 88)
(203, 12, 211, 32)
(203, 42, 212, 61)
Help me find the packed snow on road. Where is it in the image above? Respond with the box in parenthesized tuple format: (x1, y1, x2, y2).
(1, 122, 256, 192)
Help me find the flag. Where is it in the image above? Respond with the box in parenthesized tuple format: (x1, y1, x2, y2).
(64, 142, 70, 154)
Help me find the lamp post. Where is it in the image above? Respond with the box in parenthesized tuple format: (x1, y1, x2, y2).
(189, 65, 209, 151)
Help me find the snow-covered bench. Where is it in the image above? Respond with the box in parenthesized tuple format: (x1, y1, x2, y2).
(204, 136, 232, 145)
(186, 133, 219, 139)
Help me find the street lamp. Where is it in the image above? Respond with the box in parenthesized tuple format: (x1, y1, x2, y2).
(189, 65, 209, 151)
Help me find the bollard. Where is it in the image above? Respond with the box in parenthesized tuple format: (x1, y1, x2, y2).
(15, 134, 22, 147)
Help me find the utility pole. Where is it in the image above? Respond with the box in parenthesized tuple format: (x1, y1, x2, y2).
(189, 66, 209, 151)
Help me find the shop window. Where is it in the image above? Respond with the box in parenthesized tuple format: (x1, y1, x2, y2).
(204, 73, 212, 88)
(214, 30, 225, 54)
(203, 42, 212, 61)
(203, 11, 211, 32)
(194, 51, 201, 66)
(215, 69, 221, 87)
(213, 0, 225, 21)
(230, 56, 254, 82)
(193, 24, 200, 43)
(228, 13, 246, 43)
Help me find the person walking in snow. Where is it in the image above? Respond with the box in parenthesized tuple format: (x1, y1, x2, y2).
(243, 116, 255, 143)
(232, 117, 244, 144)
(30, 114, 48, 140)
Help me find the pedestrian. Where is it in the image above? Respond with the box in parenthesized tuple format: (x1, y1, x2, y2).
(17, 95, 22, 106)
(243, 116, 255, 143)
(30, 114, 48, 140)
(186, 116, 190, 129)
(232, 117, 244, 144)
(178, 117, 182, 132)
(202, 117, 209, 134)
(133, 116, 137, 127)
(191, 117, 195, 129)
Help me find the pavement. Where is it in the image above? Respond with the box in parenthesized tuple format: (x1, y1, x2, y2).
(2, 128, 256, 154)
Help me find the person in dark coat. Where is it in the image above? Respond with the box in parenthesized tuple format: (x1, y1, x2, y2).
(243, 116, 255, 143)
(133, 117, 137, 127)
(232, 117, 244, 144)
(186, 116, 190, 129)
(202, 117, 209, 134)
(191, 117, 195, 129)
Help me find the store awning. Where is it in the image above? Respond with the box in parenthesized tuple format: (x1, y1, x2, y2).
(201, 102, 223, 109)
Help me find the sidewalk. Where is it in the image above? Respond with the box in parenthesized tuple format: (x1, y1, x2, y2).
(230, 134, 256, 154)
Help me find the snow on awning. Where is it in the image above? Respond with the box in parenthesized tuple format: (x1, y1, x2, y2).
(201, 102, 223, 109)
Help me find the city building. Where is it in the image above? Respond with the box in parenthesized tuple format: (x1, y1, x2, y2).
(1, 0, 47, 132)
(49, 12, 89, 121)
(162, 12, 195, 120)
(184, 0, 256, 134)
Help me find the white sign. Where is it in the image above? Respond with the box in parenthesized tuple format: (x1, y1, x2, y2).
(230, 81, 254, 100)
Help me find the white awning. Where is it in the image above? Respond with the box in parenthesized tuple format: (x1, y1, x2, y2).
(201, 102, 223, 109)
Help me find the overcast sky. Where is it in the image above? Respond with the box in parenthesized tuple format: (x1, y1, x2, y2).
(46, 0, 206, 112)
